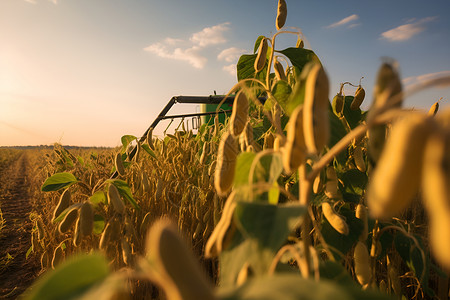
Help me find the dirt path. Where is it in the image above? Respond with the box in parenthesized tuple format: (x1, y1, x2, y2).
(0, 152, 40, 299)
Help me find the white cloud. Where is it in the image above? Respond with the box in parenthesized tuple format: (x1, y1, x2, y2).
(144, 22, 234, 69)
(217, 47, 247, 63)
(164, 38, 183, 45)
(24, 0, 58, 3)
(403, 70, 450, 88)
(381, 16, 437, 42)
(348, 23, 361, 29)
(223, 64, 237, 77)
(190, 22, 230, 47)
(326, 14, 359, 29)
(144, 43, 207, 69)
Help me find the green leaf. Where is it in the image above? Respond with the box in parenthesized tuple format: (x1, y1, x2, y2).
(284, 61, 319, 115)
(279, 47, 320, 75)
(60, 149, 74, 168)
(319, 261, 356, 287)
(89, 191, 106, 208)
(340, 169, 368, 196)
(26, 246, 33, 259)
(217, 274, 352, 300)
(233, 152, 283, 202)
(107, 179, 140, 210)
(328, 106, 348, 165)
(236, 54, 268, 83)
(22, 253, 109, 300)
(53, 203, 83, 223)
(234, 152, 256, 188)
(394, 232, 430, 293)
(141, 144, 157, 159)
(253, 35, 266, 53)
(219, 201, 307, 286)
(265, 80, 292, 112)
(342, 96, 366, 129)
(120, 135, 137, 152)
(268, 181, 280, 205)
(285, 73, 306, 115)
(93, 215, 105, 235)
(41, 172, 77, 192)
(319, 261, 393, 300)
(76, 156, 85, 167)
(234, 202, 306, 252)
(219, 230, 251, 287)
(251, 153, 283, 186)
(320, 206, 363, 259)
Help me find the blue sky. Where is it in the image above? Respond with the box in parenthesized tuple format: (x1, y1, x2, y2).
(1, 0, 449, 146)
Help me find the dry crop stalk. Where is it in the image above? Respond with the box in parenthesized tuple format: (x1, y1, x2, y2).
(214, 132, 238, 196)
(205, 193, 237, 258)
(254, 38, 268, 73)
(53, 188, 71, 222)
(73, 218, 82, 247)
(367, 113, 431, 219)
(146, 128, 154, 149)
(276, 0, 287, 30)
(58, 207, 78, 234)
(272, 103, 283, 133)
(322, 202, 349, 235)
(30, 231, 39, 252)
(199, 142, 208, 165)
(243, 121, 253, 149)
(273, 135, 282, 151)
(229, 90, 249, 137)
(51, 245, 64, 269)
(139, 213, 152, 236)
(40, 251, 49, 269)
(263, 132, 275, 149)
(282, 105, 307, 173)
(36, 218, 45, 240)
(141, 172, 150, 193)
(99, 222, 113, 251)
(213, 114, 220, 137)
(303, 63, 330, 154)
(121, 238, 132, 265)
(108, 183, 126, 214)
(115, 152, 125, 176)
(79, 201, 94, 236)
(134, 142, 141, 162)
(387, 258, 402, 296)
(379, 280, 387, 293)
(155, 178, 163, 199)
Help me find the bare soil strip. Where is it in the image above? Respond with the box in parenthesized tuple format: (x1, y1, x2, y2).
(0, 152, 40, 299)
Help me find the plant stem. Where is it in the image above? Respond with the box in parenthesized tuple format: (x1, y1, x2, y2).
(298, 163, 312, 278)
